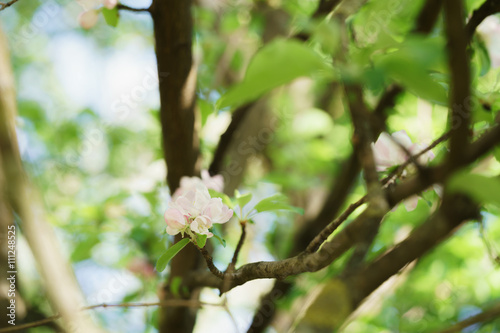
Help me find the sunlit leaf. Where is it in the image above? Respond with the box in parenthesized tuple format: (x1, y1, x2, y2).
(197, 234, 208, 248)
(156, 238, 190, 273)
(374, 37, 447, 104)
(254, 193, 304, 215)
(217, 39, 333, 109)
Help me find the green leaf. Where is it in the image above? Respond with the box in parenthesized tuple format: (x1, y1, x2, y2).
(156, 238, 190, 273)
(208, 189, 233, 208)
(474, 37, 491, 77)
(198, 99, 214, 127)
(210, 227, 226, 247)
(197, 234, 208, 248)
(374, 37, 447, 105)
(447, 172, 500, 207)
(254, 193, 304, 215)
(376, 54, 447, 104)
(235, 190, 252, 209)
(102, 7, 119, 27)
(217, 39, 333, 109)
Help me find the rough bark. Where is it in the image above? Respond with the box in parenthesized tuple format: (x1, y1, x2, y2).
(150, 1, 202, 332)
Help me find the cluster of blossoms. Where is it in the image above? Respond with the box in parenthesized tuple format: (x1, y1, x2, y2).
(164, 171, 232, 238)
(77, 0, 117, 29)
(372, 130, 436, 211)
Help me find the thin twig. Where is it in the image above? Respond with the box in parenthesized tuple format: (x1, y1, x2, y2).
(195, 243, 225, 279)
(306, 196, 367, 253)
(229, 222, 247, 268)
(479, 220, 500, 266)
(221, 222, 247, 293)
(0, 300, 223, 332)
(221, 299, 241, 333)
(0, 0, 20, 11)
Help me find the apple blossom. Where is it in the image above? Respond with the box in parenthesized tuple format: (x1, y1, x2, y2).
(164, 183, 233, 238)
(164, 207, 187, 236)
(173, 170, 224, 199)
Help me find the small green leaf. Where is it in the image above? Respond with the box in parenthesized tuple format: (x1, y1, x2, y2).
(474, 37, 491, 77)
(208, 189, 233, 208)
(156, 238, 190, 273)
(447, 171, 500, 207)
(235, 190, 252, 209)
(102, 7, 119, 27)
(197, 234, 208, 248)
(217, 39, 333, 109)
(170, 277, 182, 298)
(254, 193, 304, 215)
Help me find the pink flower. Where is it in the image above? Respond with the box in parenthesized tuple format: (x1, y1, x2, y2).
(78, 10, 99, 29)
(103, 0, 117, 9)
(165, 183, 233, 238)
(200, 170, 224, 192)
(372, 130, 436, 212)
(172, 187, 211, 216)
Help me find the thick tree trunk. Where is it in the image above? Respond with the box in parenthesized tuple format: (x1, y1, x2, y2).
(150, 1, 202, 332)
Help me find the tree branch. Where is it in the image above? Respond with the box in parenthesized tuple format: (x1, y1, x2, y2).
(184, 121, 500, 292)
(306, 196, 366, 253)
(342, 194, 480, 308)
(195, 243, 225, 279)
(150, 1, 203, 332)
(436, 300, 500, 333)
(414, 0, 444, 34)
(466, 0, 500, 41)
